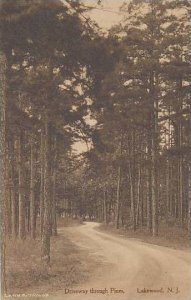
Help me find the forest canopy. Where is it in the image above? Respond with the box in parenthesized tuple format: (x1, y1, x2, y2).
(1, 0, 191, 267)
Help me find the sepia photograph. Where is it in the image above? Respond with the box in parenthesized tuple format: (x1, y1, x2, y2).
(0, 0, 191, 299)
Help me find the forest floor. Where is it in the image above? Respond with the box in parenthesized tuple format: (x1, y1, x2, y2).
(98, 222, 191, 251)
(4, 220, 191, 300)
(4, 218, 99, 298)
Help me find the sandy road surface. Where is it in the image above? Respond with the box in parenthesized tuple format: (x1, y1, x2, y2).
(55, 222, 191, 300)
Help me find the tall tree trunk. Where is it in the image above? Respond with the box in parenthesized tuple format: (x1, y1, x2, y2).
(40, 129, 45, 238)
(18, 131, 25, 239)
(147, 133, 152, 232)
(136, 164, 141, 228)
(41, 113, 51, 264)
(115, 166, 121, 229)
(152, 158, 158, 236)
(30, 136, 35, 239)
(151, 106, 159, 237)
(10, 138, 17, 237)
(52, 166, 57, 236)
(128, 131, 136, 231)
(103, 187, 108, 224)
(178, 79, 184, 226)
(11, 182, 17, 237)
(0, 50, 7, 295)
(4, 117, 11, 235)
(150, 71, 159, 237)
(140, 183, 144, 227)
(5, 148, 11, 236)
(129, 161, 136, 231)
(188, 104, 191, 235)
(187, 164, 191, 235)
(167, 108, 172, 217)
(178, 152, 184, 225)
(115, 133, 123, 229)
(166, 157, 170, 219)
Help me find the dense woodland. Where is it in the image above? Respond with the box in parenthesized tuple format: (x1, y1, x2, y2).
(1, 0, 191, 266)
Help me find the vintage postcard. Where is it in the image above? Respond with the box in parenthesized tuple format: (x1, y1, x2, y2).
(0, 0, 191, 300)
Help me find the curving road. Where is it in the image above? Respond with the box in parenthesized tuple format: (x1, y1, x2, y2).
(56, 222, 191, 300)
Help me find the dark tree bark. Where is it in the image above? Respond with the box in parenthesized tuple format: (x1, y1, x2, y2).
(177, 79, 184, 226)
(10, 138, 17, 237)
(50, 135, 57, 236)
(41, 113, 51, 264)
(52, 164, 57, 236)
(188, 104, 191, 235)
(115, 133, 123, 229)
(147, 131, 152, 232)
(0, 50, 7, 295)
(136, 164, 141, 228)
(128, 131, 136, 231)
(18, 131, 25, 239)
(151, 109, 159, 237)
(30, 136, 35, 239)
(103, 187, 108, 224)
(5, 148, 11, 236)
(150, 70, 159, 237)
(40, 129, 45, 238)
